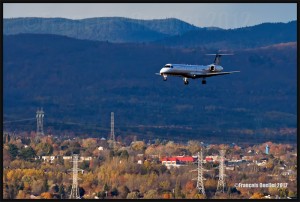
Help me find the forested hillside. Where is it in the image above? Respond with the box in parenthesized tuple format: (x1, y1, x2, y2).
(3, 17, 199, 43)
(3, 34, 297, 144)
(4, 18, 296, 49)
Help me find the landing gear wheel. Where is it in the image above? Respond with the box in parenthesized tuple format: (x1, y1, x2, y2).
(202, 79, 206, 84)
(163, 76, 167, 81)
(184, 81, 189, 85)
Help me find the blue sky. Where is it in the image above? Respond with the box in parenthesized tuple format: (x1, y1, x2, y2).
(3, 3, 297, 29)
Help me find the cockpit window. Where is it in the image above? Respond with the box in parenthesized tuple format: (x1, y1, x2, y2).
(164, 64, 173, 68)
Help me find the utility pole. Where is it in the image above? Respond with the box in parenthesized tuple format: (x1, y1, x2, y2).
(36, 108, 44, 140)
(69, 154, 83, 199)
(109, 112, 115, 149)
(216, 149, 226, 195)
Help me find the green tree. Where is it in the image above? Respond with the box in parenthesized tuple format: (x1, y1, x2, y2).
(36, 142, 53, 156)
(154, 139, 161, 146)
(68, 141, 81, 154)
(175, 178, 183, 198)
(288, 190, 296, 198)
(97, 191, 106, 199)
(126, 192, 139, 199)
(278, 188, 288, 198)
(58, 184, 66, 199)
(19, 146, 36, 161)
(79, 187, 85, 198)
(8, 144, 19, 159)
(120, 150, 129, 160)
(187, 140, 201, 154)
(119, 185, 130, 198)
(41, 178, 49, 193)
(110, 187, 119, 197)
(50, 184, 59, 194)
(4, 133, 11, 143)
(103, 183, 110, 191)
(144, 189, 159, 199)
(3, 183, 10, 199)
(131, 141, 146, 151)
(31, 179, 44, 196)
(109, 150, 115, 159)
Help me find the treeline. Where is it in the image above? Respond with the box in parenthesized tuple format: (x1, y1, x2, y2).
(3, 133, 297, 199)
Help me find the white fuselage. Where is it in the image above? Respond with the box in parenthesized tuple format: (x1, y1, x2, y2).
(160, 63, 223, 78)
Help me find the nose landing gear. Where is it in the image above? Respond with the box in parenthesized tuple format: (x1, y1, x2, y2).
(183, 77, 189, 85)
(163, 75, 167, 81)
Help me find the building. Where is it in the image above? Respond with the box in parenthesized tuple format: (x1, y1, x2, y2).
(175, 156, 196, 164)
(80, 156, 92, 161)
(205, 155, 219, 162)
(160, 156, 196, 169)
(242, 155, 255, 161)
(63, 156, 72, 160)
(41, 156, 57, 163)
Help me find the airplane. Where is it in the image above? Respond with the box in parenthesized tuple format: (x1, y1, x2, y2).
(156, 53, 240, 85)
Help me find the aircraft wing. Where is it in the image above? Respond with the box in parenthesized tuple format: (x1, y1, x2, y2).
(155, 73, 161, 75)
(190, 71, 240, 78)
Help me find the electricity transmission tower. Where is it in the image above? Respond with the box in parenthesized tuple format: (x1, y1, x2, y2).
(36, 108, 44, 139)
(109, 112, 116, 149)
(191, 149, 206, 197)
(196, 149, 206, 196)
(69, 154, 83, 199)
(216, 149, 226, 195)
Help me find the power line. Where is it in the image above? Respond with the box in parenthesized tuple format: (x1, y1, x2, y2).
(3, 118, 36, 124)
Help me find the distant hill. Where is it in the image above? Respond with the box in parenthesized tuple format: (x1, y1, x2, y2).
(3, 17, 200, 43)
(4, 17, 296, 50)
(3, 34, 297, 144)
(154, 21, 297, 49)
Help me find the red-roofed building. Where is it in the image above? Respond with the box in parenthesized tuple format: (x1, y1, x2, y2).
(205, 157, 214, 162)
(176, 156, 195, 163)
(205, 155, 219, 162)
(160, 156, 196, 169)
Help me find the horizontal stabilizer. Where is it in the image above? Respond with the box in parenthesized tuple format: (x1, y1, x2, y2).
(205, 54, 234, 56)
(206, 53, 234, 65)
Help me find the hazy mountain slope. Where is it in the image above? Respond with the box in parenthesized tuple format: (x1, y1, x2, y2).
(3, 17, 199, 43)
(4, 18, 296, 50)
(3, 34, 297, 144)
(154, 21, 297, 49)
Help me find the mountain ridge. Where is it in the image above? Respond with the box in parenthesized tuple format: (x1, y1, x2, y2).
(4, 17, 296, 48)
(3, 17, 199, 43)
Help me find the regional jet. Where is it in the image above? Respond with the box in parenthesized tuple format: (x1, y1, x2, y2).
(156, 54, 239, 85)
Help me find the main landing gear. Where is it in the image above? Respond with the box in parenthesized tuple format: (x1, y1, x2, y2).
(183, 77, 189, 85)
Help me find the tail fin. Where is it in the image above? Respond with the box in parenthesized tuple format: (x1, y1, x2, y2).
(206, 53, 233, 65)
